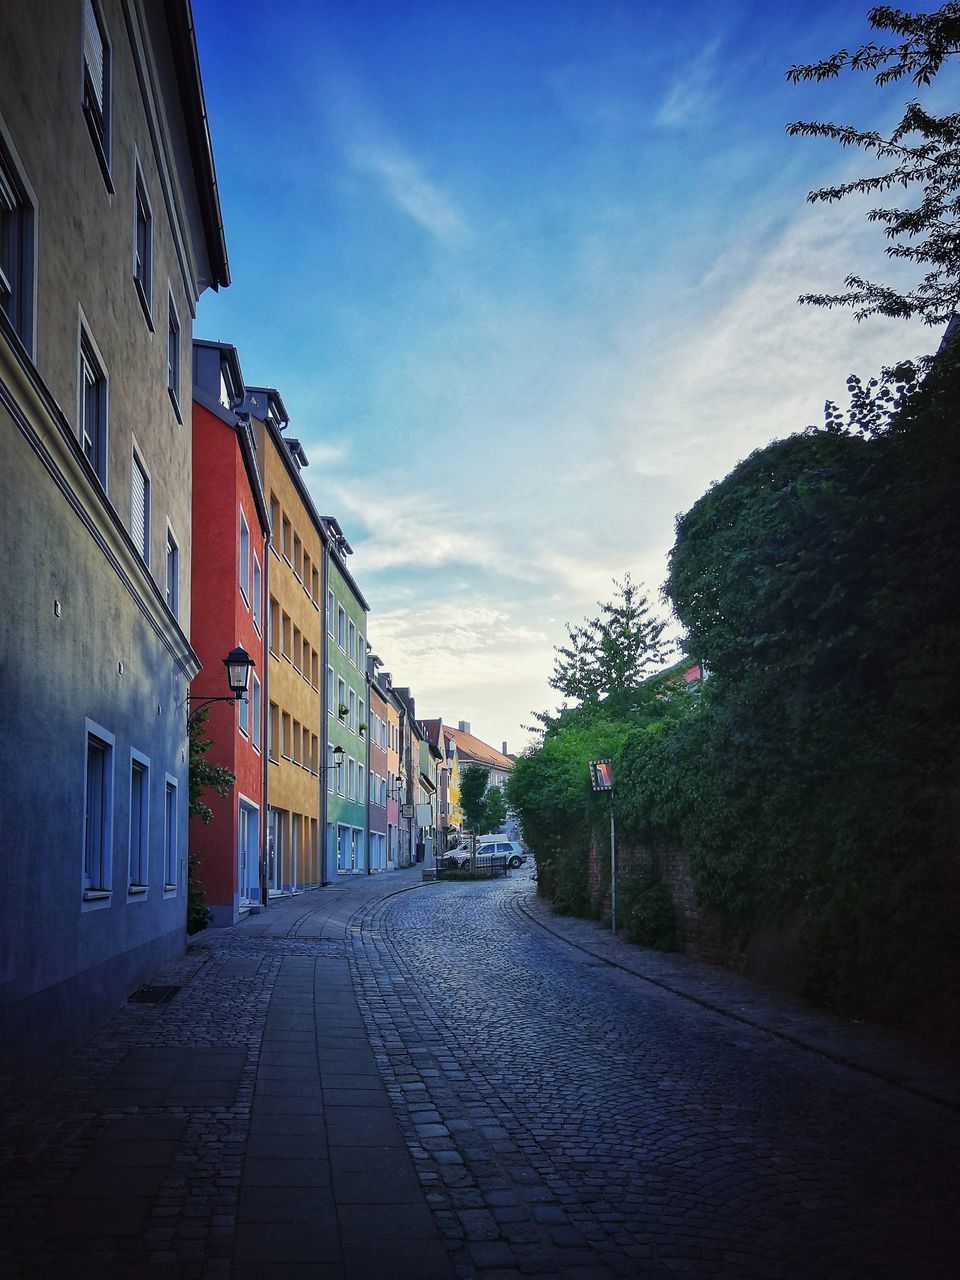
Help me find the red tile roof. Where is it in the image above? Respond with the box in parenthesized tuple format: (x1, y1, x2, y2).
(441, 725, 513, 771)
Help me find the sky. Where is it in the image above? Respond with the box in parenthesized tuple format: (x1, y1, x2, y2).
(193, 0, 945, 752)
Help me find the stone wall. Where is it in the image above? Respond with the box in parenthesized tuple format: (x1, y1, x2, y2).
(589, 838, 800, 986)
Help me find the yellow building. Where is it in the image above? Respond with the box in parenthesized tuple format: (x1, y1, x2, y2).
(245, 388, 324, 893)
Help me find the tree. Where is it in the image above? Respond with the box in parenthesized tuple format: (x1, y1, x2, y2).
(188, 708, 236, 824)
(548, 574, 669, 714)
(459, 764, 489, 835)
(483, 785, 507, 833)
(787, 4, 960, 323)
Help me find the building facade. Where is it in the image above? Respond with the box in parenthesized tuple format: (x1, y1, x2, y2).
(190, 341, 269, 924)
(0, 0, 228, 1070)
(367, 665, 389, 873)
(323, 519, 370, 877)
(245, 387, 325, 896)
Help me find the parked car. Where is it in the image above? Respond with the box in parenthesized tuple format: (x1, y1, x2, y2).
(476, 840, 527, 869)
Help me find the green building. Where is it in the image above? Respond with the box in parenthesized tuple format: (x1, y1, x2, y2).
(321, 518, 370, 877)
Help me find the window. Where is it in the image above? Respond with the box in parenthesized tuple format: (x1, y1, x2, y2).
(270, 494, 280, 551)
(303, 552, 311, 595)
(239, 510, 250, 602)
(312, 567, 320, 604)
(358, 764, 364, 803)
(282, 516, 292, 562)
(349, 689, 357, 733)
(82, 0, 112, 187)
(269, 597, 280, 656)
(337, 753, 345, 795)
(128, 753, 149, 891)
(268, 702, 279, 761)
(348, 757, 356, 799)
(337, 606, 346, 650)
(83, 723, 114, 896)
(293, 533, 302, 579)
(311, 652, 319, 688)
(292, 721, 301, 765)
(311, 735, 319, 773)
(133, 161, 152, 321)
(239, 687, 249, 737)
(292, 625, 302, 671)
(337, 678, 346, 719)
(167, 291, 181, 417)
(163, 777, 178, 889)
(252, 555, 262, 632)
(303, 638, 310, 677)
(131, 448, 150, 564)
(327, 589, 335, 635)
(79, 325, 107, 485)
(281, 712, 291, 758)
(348, 620, 356, 664)
(0, 128, 36, 353)
(165, 528, 179, 617)
(359, 699, 365, 733)
(281, 612, 291, 660)
(251, 674, 262, 751)
(327, 743, 335, 792)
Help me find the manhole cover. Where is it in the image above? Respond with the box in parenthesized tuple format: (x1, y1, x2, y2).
(128, 984, 181, 1005)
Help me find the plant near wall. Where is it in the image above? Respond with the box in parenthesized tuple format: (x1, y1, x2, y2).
(186, 708, 236, 934)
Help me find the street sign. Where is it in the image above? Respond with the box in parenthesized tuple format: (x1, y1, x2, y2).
(590, 760, 614, 791)
(401, 803, 415, 819)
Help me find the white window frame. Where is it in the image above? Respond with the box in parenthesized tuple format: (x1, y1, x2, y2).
(348, 619, 356, 664)
(163, 774, 179, 892)
(239, 508, 250, 604)
(0, 113, 38, 357)
(327, 665, 334, 713)
(131, 440, 151, 565)
(167, 287, 181, 421)
(251, 673, 262, 752)
(81, 0, 112, 191)
(238, 686, 250, 738)
(165, 524, 179, 618)
(77, 312, 108, 488)
(132, 151, 152, 325)
(82, 718, 115, 905)
(349, 688, 357, 733)
(327, 588, 335, 635)
(128, 748, 150, 895)
(252, 553, 262, 632)
(337, 605, 346, 651)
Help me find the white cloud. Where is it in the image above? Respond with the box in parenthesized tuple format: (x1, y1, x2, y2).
(348, 141, 470, 246)
(655, 38, 722, 128)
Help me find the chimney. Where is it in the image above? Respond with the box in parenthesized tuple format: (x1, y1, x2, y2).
(502, 741, 508, 756)
(458, 721, 470, 734)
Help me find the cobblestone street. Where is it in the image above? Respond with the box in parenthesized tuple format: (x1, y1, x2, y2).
(2, 868, 959, 1278)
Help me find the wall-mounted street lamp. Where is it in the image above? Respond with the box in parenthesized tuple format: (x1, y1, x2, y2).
(188, 646, 256, 721)
(320, 744, 345, 779)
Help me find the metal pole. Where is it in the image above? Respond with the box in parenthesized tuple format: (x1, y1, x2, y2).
(609, 801, 617, 935)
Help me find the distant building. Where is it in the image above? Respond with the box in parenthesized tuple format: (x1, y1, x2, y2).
(367, 655, 389, 872)
(436, 722, 514, 795)
(0, 0, 228, 1071)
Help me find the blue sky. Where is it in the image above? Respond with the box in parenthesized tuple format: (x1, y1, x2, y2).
(194, 0, 942, 749)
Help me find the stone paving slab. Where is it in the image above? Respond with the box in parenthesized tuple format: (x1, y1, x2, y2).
(0, 866, 451, 1278)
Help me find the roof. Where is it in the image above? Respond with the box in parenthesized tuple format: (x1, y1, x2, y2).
(165, 1, 229, 289)
(441, 725, 513, 772)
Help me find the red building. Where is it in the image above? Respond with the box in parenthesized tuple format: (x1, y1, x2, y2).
(190, 341, 270, 924)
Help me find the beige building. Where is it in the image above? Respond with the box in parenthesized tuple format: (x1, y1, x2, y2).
(0, 0, 229, 1072)
(243, 387, 326, 894)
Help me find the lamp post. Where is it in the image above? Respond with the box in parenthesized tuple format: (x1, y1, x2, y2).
(187, 646, 256, 721)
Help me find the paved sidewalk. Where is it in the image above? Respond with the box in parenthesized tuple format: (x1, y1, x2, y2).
(515, 889, 960, 1110)
(0, 868, 451, 1279)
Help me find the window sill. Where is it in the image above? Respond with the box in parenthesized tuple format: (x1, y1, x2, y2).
(83, 888, 111, 901)
(163, 883, 178, 895)
(128, 884, 148, 897)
